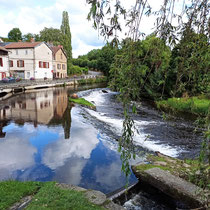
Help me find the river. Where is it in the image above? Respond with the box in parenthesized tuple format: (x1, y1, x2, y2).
(0, 84, 203, 209)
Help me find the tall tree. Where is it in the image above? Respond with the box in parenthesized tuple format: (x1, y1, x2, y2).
(8, 28, 22, 41)
(60, 11, 72, 74)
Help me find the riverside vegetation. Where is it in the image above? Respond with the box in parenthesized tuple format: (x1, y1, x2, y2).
(85, 0, 209, 194)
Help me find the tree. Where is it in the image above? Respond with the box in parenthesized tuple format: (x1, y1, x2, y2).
(8, 28, 22, 41)
(40, 27, 63, 45)
(22, 33, 35, 42)
(60, 11, 72, 75)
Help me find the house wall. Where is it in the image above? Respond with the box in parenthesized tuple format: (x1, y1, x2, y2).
(34, 44, 53, 79)
(53, 49, 67, 78)
(0, 54, 9, 80)
(8, 48, 34, 79)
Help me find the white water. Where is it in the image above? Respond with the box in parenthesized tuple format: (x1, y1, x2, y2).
(81, 89, 182, 157)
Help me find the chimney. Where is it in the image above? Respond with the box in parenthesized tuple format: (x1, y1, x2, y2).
(30, 38, 35, 43)
(58, 45, 63, 49)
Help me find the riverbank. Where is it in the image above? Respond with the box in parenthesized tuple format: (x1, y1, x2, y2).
(0, 180, 123, 210)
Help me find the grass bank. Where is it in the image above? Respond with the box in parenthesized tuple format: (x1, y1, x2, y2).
(69, 97, 96, 109)
(156, 96, 210, 117)
(0, 181, 104, 210)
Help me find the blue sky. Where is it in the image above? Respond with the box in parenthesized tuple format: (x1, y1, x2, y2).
(0, 0, 186, 57)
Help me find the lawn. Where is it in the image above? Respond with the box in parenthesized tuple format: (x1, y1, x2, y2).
(0, 181, 104, 210)
(156, 96, 210, 116)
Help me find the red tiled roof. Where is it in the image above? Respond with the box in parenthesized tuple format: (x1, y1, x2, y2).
(51, 45, 67, 58)
(51, 46, 61, 56)
(4, 42, 42, 49)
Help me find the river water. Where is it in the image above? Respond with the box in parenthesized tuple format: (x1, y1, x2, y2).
(0, 85, 203, 209)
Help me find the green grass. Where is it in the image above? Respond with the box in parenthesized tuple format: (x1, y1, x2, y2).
(135, 164, 171, 172)
(69, 97, 96, 109)
(0, 180, 42, 209)
(156, 96, 210, 116)
(27, 182, 104, 210)
(0, 181, 105, 210)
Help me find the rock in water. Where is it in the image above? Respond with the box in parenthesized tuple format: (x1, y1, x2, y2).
(71, 93, 78, 99)
(102, 90, 108, 93)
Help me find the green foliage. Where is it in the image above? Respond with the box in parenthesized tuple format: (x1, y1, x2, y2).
(8, 28, 22, 41)
(40, 27, 63, 45)
(22, 33, 40, 42)
(169, 29, 210, 97)
(109, 35, 171, 100)
(74, 44, 116, 76)
(61, 11, 72, 75)
(71, 65, 88, 75)
(0, 180, 42, 209)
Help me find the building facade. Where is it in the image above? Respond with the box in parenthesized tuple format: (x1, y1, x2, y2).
(51, 46, 67, 78)
(5, 42, 53, 79)
(0, 46, 9, 80)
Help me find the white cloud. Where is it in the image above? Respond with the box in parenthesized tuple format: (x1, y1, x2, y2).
(0, 137, 37, 179)
(42, 108, 99, 169)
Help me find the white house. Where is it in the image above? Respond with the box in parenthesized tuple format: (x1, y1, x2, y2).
(5, 41, 53, 79)
(0, 46, 9, 80)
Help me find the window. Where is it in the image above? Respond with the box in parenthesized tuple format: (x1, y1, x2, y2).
(57, 64, 61, 69)
(39, 61, 49, 68)
(9, 60, 13, 67)
(17, 60, 24, 67)
(62, 64, 65, 70)
(25, 50, 28, 55)
(0, 58, 3, 67)
(16, 50, 18, 55)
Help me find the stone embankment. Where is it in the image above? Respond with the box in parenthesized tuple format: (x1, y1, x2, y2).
(0, 75, 100, 93)
(132, 152, 209, 209)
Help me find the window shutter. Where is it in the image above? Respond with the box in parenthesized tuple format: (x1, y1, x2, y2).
(39, 61, 41, 68)
(17, 60, 19, 67)
(23, 60, 24, 67)
(47, 62, 49, 68)
(0, 58, 3, 67)
(11, 60, 13, 67)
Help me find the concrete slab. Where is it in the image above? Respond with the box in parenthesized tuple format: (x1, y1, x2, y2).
(134, 167, 207, 208)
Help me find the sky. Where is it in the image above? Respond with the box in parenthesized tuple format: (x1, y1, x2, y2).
(0, 0, 185, 57)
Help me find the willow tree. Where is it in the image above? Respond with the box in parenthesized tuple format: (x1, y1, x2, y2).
(61, 11, 72, 75)
(86, 0, 210, 182)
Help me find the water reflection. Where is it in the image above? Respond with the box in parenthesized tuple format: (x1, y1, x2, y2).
(0, 85, 136, 193)
(0, 87, 72, 139)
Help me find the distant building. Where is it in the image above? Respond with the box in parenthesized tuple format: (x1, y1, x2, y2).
(5, 41, 53, 79)
(0, 38, 4, 43)
(51, 45, 67, 78)
(0, 46, 9, 80)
